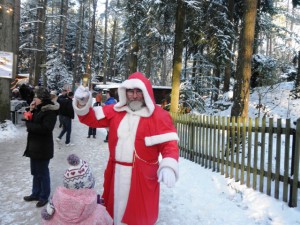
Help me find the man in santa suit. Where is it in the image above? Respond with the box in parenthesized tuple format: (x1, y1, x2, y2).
(73, 72, 179, 225)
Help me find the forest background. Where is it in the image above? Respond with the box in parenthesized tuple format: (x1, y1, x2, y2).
(1, 0, 300, 121)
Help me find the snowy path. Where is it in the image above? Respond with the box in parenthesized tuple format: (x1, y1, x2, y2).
(1, 117, 300, 225)
(0, 117, 109, 225)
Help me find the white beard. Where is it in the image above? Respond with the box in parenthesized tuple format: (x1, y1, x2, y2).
(127, 100, 145, 111)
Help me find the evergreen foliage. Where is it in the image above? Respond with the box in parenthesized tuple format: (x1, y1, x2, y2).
(15, 0, 300, 114)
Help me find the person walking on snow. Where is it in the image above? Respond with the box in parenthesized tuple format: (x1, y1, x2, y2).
(23, 87, 59, 208)
(56, 92, 75, 146)
(40, 154, 113, 225)
(73, 72, 179, 225)
(57, 89, 68, 128)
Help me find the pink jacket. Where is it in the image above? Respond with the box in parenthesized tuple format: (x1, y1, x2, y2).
(42, 187, 113, 225)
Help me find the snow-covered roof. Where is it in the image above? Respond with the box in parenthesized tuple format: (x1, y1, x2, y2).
(94, 82, 171, 90)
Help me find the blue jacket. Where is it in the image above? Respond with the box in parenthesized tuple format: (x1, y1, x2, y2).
(105, 97, 116, 105)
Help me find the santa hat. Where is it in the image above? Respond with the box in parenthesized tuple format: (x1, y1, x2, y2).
(114, 72, 155, 116)
(63, 154, 95, 189)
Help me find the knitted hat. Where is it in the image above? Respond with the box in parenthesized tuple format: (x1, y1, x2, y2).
(63, 154, 95, 189)
(34, 87, 51, 100)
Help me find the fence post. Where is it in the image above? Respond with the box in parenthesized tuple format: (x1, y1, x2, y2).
(289, 120, 300, 207)
(189, 115, 195, 161)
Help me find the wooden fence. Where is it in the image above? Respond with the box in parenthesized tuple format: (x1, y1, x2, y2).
(170, 113, 300, 207)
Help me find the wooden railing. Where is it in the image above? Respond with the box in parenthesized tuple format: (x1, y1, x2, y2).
(170, 113, 300, 207)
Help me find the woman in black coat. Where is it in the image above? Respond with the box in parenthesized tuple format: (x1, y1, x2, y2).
(23, 87, 59, 208)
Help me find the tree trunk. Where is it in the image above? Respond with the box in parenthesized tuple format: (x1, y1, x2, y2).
(58, 0, 64, 54)
(129, 38, 138, 74)
(223, 0, 234, 93)
(191, 47, 198, 85)
(0, 0, 20, 122)
(127, 0, 139, 75)
(161, 44, 168, 86)
(108, 16, 118, 80)
(170, 0, 185, 113)
(161, 8, 171, 86)
(295, 51, 300, 88)
(231, 0, 258, 118)
(253, 0, 261, 54)
(61, 0, 69, 62)
(33, 0, 47, 86)
(103, 0, 108, 83)
(213, 66, 220, 102)
(145, 49, 152, 78)
(72, 1, 84, 84)
(183, 46, 188, 80)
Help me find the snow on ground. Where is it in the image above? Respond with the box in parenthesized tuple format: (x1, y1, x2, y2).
(1, 116, 300, 225)
(1, 81, 300, 224)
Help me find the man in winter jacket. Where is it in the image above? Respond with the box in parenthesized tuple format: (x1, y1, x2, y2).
(73, 72, 179, 225)
(23, 87, 59, 208)
(57, 89, 68, 127)
(104, 89, 117, 105)
(56, 92, 75, 146)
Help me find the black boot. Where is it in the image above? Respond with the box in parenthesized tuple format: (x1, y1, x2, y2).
(104, 133, 108, 142)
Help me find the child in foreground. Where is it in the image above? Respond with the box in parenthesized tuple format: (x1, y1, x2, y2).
(41, 154, 113, 225)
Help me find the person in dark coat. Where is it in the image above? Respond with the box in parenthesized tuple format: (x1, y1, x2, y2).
(56, 92, 75, 146)
(57, 89, 68, 128)
(23, 87, 59, 208)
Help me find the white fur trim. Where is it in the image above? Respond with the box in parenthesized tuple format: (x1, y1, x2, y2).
(73, 92, 93, 116)
(158, 157, 179, 181)
(113, 113, 139, 223)
(114, 164, 132, 224)
(114, 78, 155, 116)
(94, 106, 105, 120)
(145, 132, 179, 146)
(116, 114, 139, 162)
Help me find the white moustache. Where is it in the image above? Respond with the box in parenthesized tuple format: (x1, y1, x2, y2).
(127, 100, 145, 111)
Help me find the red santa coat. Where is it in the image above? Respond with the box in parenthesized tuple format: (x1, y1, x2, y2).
(74, 72, 179, 225)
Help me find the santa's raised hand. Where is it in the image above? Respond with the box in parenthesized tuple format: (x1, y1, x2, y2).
(74, 85, 90, 107)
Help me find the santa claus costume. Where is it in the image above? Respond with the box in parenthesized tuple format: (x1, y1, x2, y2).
(73, 72, 179, 225)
